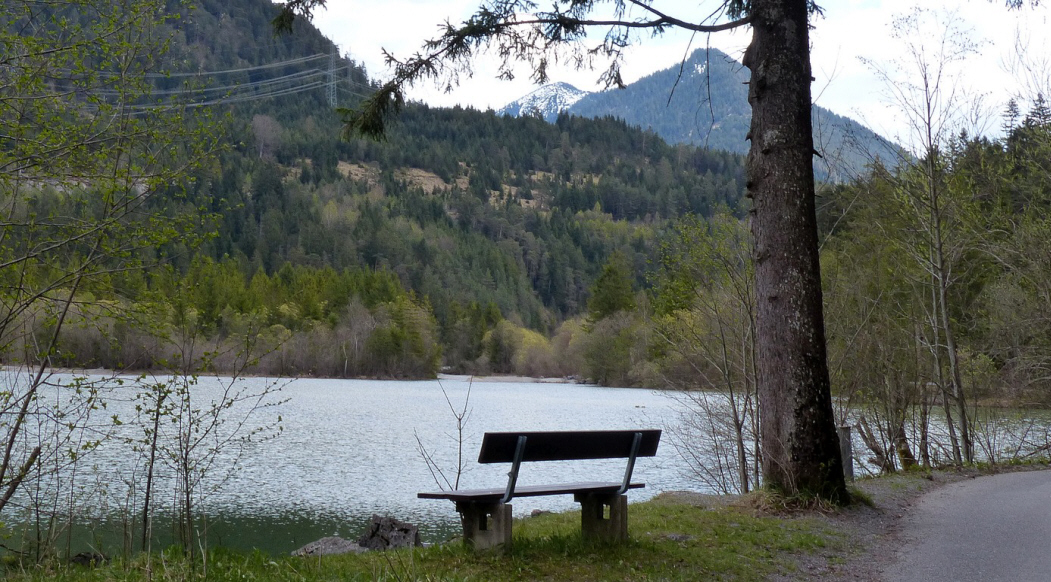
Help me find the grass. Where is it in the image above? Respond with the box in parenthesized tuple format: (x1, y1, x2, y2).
(846, 486, 875, 508)
(2, 494, 848, 582)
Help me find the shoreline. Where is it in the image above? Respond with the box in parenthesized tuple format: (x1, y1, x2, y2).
(9, 367, 1051, 407)
(437, 373, 584, 385)
(2, 365, 588, 386)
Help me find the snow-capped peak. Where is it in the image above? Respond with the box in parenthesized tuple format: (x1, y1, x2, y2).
(497, 82, 591, 123)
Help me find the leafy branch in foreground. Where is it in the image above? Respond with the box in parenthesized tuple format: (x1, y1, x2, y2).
(0, 0, 222, 538)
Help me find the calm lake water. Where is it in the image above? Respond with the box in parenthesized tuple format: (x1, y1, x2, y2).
(8, 372, 1048, 556)
(7, 374, 702, 555)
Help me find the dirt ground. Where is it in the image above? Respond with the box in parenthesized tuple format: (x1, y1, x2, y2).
(786, 470, 971, 581)
(660, 466, 1044, 581)
(773, 466, 1047, 581)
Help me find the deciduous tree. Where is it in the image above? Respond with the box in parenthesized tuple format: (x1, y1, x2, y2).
(864, 8, 993, 465)
(653, 212, 759, 493)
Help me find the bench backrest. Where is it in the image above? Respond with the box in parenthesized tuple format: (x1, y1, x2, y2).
(477, 430, 661, 464)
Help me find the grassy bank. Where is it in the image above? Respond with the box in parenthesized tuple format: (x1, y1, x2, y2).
(3, 492, 847, 581)
(6, 463, 1046, 581)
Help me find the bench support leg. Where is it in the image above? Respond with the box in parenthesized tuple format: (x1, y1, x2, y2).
(455, 501, 512, 551)
(576, 492, 628, 542)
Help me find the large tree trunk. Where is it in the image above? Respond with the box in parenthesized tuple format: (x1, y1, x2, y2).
(742, 0, 847, 501)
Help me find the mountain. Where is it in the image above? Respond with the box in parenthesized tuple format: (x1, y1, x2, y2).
(502, 49, 902, 181)
(568, 50, 748, 153)
(497, 82, 590, 122)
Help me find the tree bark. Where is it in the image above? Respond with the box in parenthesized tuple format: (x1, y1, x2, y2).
(743, 0, 847, 501)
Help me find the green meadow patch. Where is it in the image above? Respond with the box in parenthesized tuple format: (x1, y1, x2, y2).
(3, 493, 847, 582)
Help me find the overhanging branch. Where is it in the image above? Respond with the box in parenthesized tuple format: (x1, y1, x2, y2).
(513, 13, 753, 35)
(337, 3, 753, 140)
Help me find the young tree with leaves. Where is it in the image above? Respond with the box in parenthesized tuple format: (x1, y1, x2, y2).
(0, 0, 221, 519)
(653, 211, 759, 493)
(863, 8, 996, 465)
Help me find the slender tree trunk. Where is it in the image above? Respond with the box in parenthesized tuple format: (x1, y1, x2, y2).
(893, 419, 918, 469)
(884, 373, 917, 469)
(743, 0, 847, 501)
(919, 388, 931, 467)
(141, 390, 165, 552)
(857, 415, 895, 473)
(182, 455, 194, 561)
(936, 255, 973, 463)
(930, 321, 962, 465)
(915, 324, 932, 467)
(717, 318, 750, 493)
(929, 192, 962, 464)
(919, 77, 972, 465)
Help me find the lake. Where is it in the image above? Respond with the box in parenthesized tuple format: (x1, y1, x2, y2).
(8, 372, 1046, 557)
(5, 373, 704, 555)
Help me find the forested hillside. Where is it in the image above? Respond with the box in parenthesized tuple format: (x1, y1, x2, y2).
(15, 0, 1051, 439)
(174, 102, 747, 375)
(4, 0, 749, 378)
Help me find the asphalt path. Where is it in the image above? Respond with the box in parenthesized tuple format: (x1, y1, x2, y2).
(882, 469, 1051, 582)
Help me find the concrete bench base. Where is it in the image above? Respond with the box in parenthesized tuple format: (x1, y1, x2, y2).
(453, 493, 628, 551)
(456, 500, 512, 550)
(577, 492, 628, 542)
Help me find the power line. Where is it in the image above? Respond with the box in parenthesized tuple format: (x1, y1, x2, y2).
(138, 70, 367, 112)
(58, 53, 332, 80)
(155, 53, 332, 78)
(59, 51, 376, 114)
(91, 69, 328, 98)
(327, 52, 338, 108)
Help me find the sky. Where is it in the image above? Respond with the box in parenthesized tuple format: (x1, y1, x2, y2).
(310, 1, 1051, 148)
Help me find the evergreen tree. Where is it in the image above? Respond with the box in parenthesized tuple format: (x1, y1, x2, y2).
(587, 252, 637, 324)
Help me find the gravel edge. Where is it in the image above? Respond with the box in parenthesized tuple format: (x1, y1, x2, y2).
(776, 465, 1049, 581)
(657, 465, 1049, 581)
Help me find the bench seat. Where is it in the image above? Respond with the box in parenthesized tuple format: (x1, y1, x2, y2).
(419, 481, 644, 502)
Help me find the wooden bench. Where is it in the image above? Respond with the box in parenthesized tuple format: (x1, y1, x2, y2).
(418, 429, 661, 550)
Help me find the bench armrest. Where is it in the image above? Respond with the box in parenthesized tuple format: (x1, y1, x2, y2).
(617, 431, 643, 495)
(500, 435, 528, 504)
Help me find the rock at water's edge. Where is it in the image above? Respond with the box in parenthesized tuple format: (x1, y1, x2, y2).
(291, 536, 367, 556)
(358, 514, 422, 551)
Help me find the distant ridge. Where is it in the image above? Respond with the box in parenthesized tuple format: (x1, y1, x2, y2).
(497, 82, 590, 122)
(500, 49, 902, 181)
